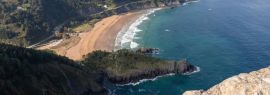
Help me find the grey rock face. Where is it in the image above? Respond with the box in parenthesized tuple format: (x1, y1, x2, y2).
(183, 66, 270, 95)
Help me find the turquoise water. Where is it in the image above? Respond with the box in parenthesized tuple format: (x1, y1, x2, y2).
(108, 0, 270, 94)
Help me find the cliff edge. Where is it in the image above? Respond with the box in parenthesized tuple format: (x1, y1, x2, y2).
(183, 66, 270, 95)
(82, 49, 197, 84)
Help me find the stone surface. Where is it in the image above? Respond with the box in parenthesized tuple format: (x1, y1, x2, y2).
(183, 66, 270, 95)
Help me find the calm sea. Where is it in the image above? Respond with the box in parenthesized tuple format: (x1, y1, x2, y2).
(108, 0, 270, 94)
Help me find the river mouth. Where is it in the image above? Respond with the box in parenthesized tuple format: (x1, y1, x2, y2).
(107, 0, 270, 95)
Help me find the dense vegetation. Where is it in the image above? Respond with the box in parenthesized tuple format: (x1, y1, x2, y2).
(0, 43, 195, 94)
(0, 0, 186, 46)
(0, 44, 169, 94)
(0, 0, 194, 94)
(82, 49, 165, 75)
(81, 49, 196, 84)
(0, 44, 107, 95)
(0, 0, 110, 46)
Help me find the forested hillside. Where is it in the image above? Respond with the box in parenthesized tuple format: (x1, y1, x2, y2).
(0, 0, 185, 47)
(0, 0, 112, 46)
(0, 43, 196, 94)
(0, 44, 107, 95)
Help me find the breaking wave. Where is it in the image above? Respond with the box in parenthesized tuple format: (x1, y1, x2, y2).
(182, 66, 201, 75)
(114, 8, 162, 50)
(116, 73, 175, 86)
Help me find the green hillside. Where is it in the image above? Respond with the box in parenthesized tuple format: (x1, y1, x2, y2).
(0, 44, 107, 95)
(0, 0, 184, 46)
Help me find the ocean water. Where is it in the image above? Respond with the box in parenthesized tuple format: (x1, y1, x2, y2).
(109, 0, 270, 94)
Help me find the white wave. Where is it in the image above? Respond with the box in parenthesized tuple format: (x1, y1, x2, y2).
(114, 8, 162, 50)
(165, 29, 170, 32)
(182, 0, 200, 6)
(134, 27, 142, 32)
(133, 37, 141, 39)
(117, 73, 175, 86)
(114, 0, 200, 50)
(191, 0, 201, 3)
(130, 42, 139, 49)
(116, 66, 200, 86)
(142, 17, 149, 21)
(182, 66, 201, 75)
(182, 3, 188, 6)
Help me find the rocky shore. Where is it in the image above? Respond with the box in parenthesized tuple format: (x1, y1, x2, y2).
(107, 60, 197, 84)
(183, 66, 270, 95)
(82, 49, 197, 85)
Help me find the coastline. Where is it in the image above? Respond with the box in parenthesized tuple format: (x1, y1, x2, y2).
(37, 8, 161, 61)
(115, 66, 200, 86)
(65, 11, 146, 60)
(37, 10, 149, 60)
(114, 8, 162, 50)
(34, 0, 200, 61)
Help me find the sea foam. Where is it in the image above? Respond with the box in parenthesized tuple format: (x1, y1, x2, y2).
(182, 66, 201, 75)
(182, 0, 200, 6)
(116, 73, 175, 86)
(116, 66, 200, 86)
(114, 8, 162, 50)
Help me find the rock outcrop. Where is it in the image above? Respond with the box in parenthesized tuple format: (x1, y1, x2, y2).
(183, 66, 270, 95)
(108, 60, 197, 84)
(82, 50, 198, 85)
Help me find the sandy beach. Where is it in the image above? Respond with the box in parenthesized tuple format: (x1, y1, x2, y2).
(38, 11, 145, 60)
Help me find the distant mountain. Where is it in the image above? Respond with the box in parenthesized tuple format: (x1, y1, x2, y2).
(0, 0, 186, 46)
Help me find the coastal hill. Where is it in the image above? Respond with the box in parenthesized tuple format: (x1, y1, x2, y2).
(0, 0, 198, 94)
(82, 50, 197, 84)
(0, 44, 197, 94)
(0, 0, 186, 47)
(0, 44, 107, 95)
(183, 66, 270, 95)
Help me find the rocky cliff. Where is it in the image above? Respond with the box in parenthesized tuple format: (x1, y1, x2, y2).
(82, 50, 197, 84)
(108, 60, 197, 84)
(183, 66, 270, 95)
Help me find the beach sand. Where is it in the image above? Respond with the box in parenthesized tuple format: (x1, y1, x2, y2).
(42, 11, 145, 60)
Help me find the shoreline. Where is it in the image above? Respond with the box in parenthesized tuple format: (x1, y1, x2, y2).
(66, 11, 146, 60)
(114, 8, 162, 50)
(35, 4, 199, 61)
(34, 0, 200, 61)
(38, 10, 150, 60)
(115, 66, 200, 86)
